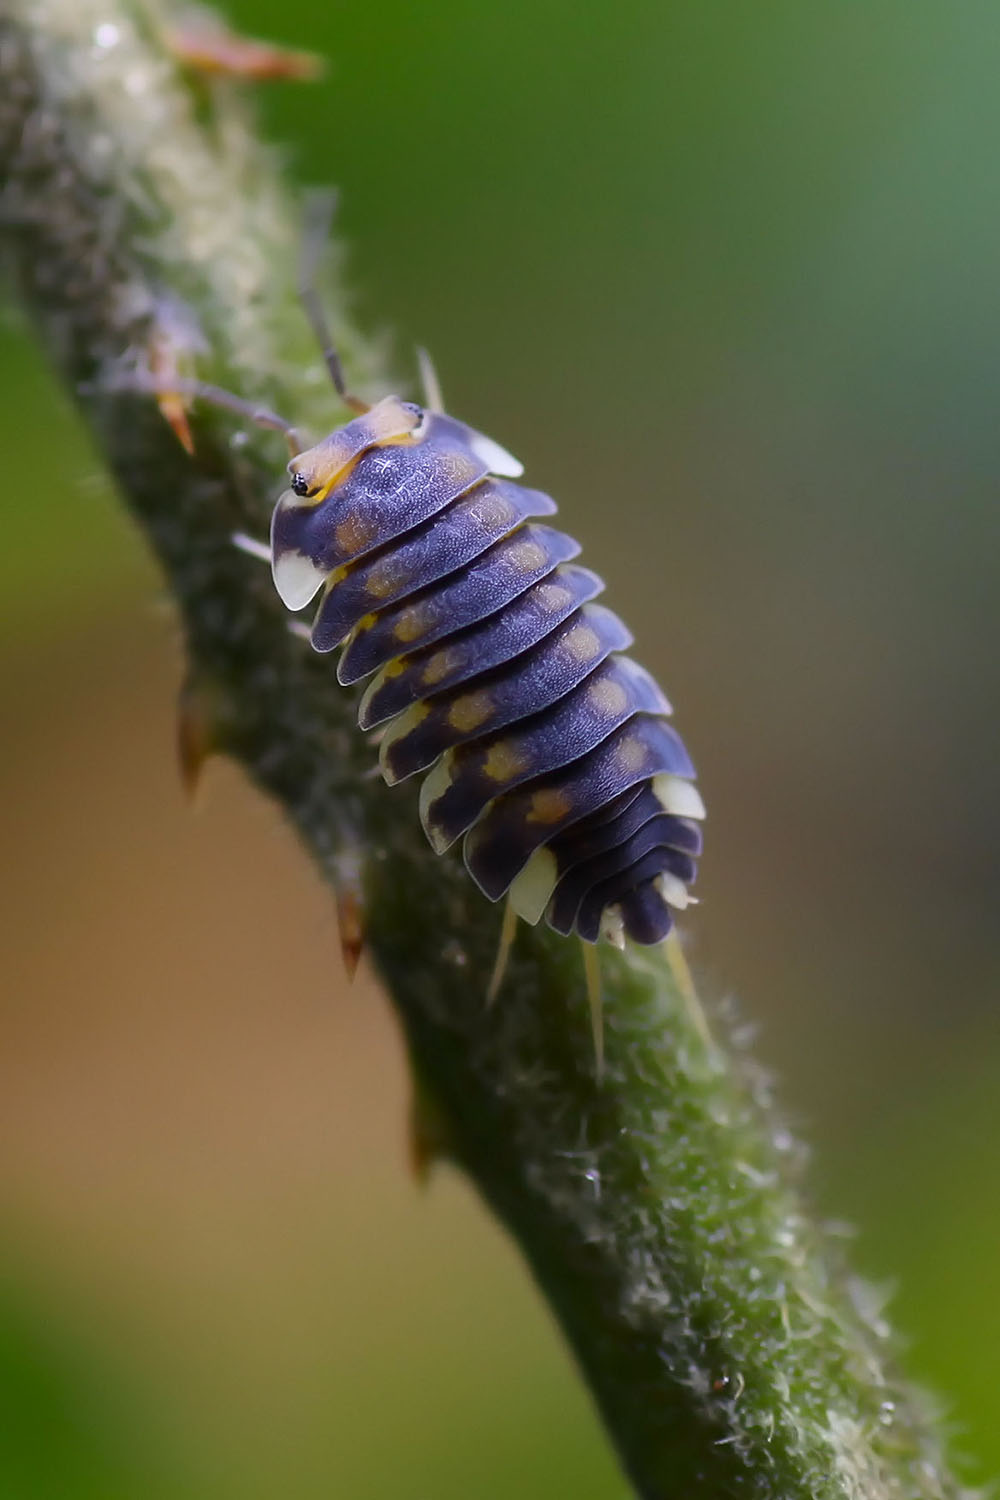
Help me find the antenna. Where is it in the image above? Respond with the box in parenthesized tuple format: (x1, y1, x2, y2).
(298, 190, 369, 414)
(416, 345, 445, 413)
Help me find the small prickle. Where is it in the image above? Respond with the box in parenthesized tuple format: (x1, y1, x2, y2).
(407, 1069, 454, 1185)
(176, 670, 232, 799)
(165, 15, 324, 83)
(333, 859, 366, 980)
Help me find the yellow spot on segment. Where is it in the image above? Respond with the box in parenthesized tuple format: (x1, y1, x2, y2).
(562, 624, 600, 663)
(383, 659, 406, 679)
(444, 453, 485, 486)
(335, 511, 378, 557)
(422, 651, 456, 687)
(473, 493, 515, 530)
(527, 788, 572, 825)
(535, 583, 571, 613)
(395, 606, 430, 644)
(448, 692, 494, 734)
(588, 678, 629, 717)
(616, 735, 647, 775)
(482, 742, 527, 783)
(365, 558, 405, 599)
(507, 538, 547, 573)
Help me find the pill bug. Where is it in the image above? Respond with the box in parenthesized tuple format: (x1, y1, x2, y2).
(270, 390, 705, 958)
(145, 198, 705, 1019)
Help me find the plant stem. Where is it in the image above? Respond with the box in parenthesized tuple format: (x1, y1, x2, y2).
(0, 3, 975, 1494)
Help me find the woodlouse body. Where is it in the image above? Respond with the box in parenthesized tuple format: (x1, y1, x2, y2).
(270, 393, 705, 948)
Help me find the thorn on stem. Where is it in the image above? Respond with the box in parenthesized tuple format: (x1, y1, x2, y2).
(165, 14, 324, 83)
(407, 1070, 454, 1185)
(333, 859, 366, 980)
(176, 670, 231, 799)
(148, 325, 197, 454)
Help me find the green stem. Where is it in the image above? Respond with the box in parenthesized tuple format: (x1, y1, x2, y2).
(0, 3, 973, 1495)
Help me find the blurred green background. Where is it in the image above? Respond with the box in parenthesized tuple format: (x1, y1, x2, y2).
(2, 1, 999, 1493)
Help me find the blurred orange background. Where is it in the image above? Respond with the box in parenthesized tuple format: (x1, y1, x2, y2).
(2, 2, 998, 1493)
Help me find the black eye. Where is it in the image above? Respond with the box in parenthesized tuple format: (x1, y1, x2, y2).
(291, 472, 311, 497)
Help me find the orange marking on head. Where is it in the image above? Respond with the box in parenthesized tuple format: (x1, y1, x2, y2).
(291, 397, 421, 502)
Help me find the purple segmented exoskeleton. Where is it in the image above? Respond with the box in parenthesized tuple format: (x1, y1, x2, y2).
(269, 393, 705, 950)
